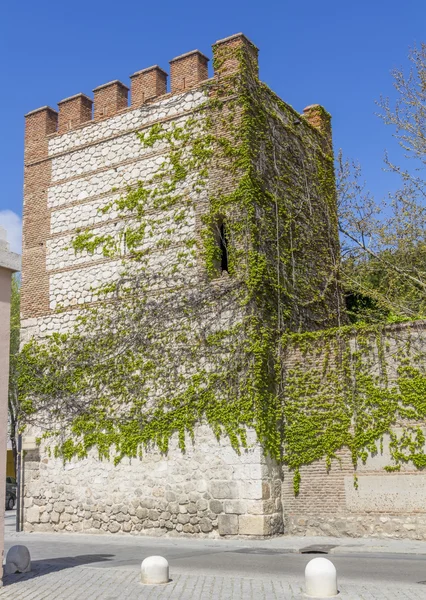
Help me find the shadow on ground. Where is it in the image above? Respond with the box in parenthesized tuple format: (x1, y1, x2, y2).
(2, 554, 114, 586)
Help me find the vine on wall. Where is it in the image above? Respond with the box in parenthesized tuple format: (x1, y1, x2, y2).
(19, 41, 287, 465)
(18, 41, 424, 495)
(281, 322, 426, 493)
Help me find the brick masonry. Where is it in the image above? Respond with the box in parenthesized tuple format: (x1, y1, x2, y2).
(22, 107, 57, 320)
(282, 322, 426, 540)
(58, 94, 93, 134)
(93, 80, 129, 121)
(169, 50, 209, 93)
(130, 66, 168, 106)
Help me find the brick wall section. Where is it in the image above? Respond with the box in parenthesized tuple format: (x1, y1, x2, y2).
(212, 33, 259, 78)
(170, 50, 209, 93)
(282, 451, 354, 534)
(22, 107, 57, 319)
(282, 322, 426, 539)
(201, 39, 249, 274)
(205, 34, 259, 231)
(93, 80, 129, 120)
(24, 107, 57, 163)
(303, 104, 333, 153)
(58, 94, 93, 134)
(130, 66, 168, 106)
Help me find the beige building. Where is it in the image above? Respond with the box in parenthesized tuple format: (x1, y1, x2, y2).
(0, 226, 21, 583)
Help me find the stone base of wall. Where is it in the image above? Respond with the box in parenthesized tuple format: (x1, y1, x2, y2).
(285, 514, 426, 540)
(22, 426, 283, 538)
(24, 429, 426, 541)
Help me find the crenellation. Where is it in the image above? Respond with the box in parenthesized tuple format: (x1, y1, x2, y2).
(93, 80, 129, 121)
(47, 89, 206, 156)
(212, 33, 259, 78)
(24, 41, 215, 151)
(58, 93, 93, 134)
(170, 50, 209, 93)
(302, 104, 333, 152)
(24, 106, 58, 163)
(130, 66, 168, 106)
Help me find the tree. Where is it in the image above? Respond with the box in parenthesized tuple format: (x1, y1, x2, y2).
(8, 274, 20, 472)
(337, 43, 426, 322)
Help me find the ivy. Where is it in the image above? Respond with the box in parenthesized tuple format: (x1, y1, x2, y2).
(17, 40, 426, 498)
(281, 322, 426, 492)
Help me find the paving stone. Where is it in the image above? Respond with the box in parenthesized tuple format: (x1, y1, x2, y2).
(0, 568, 424, 599)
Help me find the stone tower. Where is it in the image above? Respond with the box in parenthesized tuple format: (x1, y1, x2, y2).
(20, 33, 342, 536)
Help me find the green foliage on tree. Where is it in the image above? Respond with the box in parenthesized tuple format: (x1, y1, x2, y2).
(337, 43, 426, 323)
(9, 274, 20, 471)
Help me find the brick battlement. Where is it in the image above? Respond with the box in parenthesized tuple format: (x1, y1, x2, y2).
(25, 34, 261, 140)
(24, 33, 330, 147)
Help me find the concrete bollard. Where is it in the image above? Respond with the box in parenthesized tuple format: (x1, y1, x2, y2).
(4, 545, 31, 575)
(305, 557, 338, 597)
(141, 555, 169, 584)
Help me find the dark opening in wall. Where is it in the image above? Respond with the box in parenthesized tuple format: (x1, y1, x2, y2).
(219, 222, 228, 273)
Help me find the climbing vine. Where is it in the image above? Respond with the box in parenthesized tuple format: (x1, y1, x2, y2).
(281, 321, 426, 493)
(18, 41, 426, 496)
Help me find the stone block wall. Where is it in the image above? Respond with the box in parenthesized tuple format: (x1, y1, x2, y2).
(22, 88, 207, 318)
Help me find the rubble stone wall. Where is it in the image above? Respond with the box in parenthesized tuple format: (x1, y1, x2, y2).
(23, 428, 283, 537)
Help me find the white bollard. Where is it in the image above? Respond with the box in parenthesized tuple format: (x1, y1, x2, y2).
(4, 545, 31, 575)
(141, 555, 169, 584)
(305, 557, 338, 597)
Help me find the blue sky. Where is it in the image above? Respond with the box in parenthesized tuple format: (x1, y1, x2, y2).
(1, 0, 424, 253)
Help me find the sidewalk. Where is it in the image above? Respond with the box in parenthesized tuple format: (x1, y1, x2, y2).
(2, 568, 425, 600)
